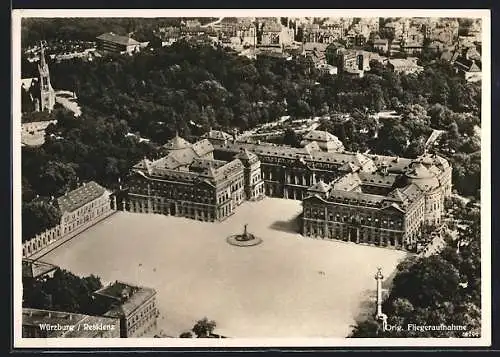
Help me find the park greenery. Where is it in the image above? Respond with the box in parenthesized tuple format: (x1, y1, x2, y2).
(23, 269, 108, 316)
(179, 317, 218, 338)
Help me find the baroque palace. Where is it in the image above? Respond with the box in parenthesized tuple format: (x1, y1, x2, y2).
(125, 129, 451, 252)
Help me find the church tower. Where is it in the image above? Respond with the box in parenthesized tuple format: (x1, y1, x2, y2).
(37, 42, 55, 112)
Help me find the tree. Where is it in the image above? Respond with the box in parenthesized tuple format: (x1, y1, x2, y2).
(389, 255, 461, 309)
(22, 200, 62, 241)
(192, 317, 216, 338)
(349, 316, 384, 337)
(35, 161, 78, 197)
(376, 117, 410, 156)
(23, 269, 104, 315)
(179, 331, 193, 338)
(283, 128, 302, 148)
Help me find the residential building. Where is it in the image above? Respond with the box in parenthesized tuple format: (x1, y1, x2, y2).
(259, 21, 281, 46)
(333, 49, 371, 75)
(453, 57, 481, 82)
(235, 22, 257, 47)
(22, 308, 120, 338)
(96, 32, 141, 54)
(57, 181, 113, 236)
(387, 58, 424, 75)
(317, 63, 338, 76)
(373, 38, 389, 53)
(303, 42, 328, 66)
(94, 281, 159, 338)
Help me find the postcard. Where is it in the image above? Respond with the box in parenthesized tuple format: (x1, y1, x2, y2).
(12, 8, 491, 348)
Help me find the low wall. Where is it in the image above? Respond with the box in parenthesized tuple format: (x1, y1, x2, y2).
(22, 225, 62, 258)
(22, 209, 116, 259)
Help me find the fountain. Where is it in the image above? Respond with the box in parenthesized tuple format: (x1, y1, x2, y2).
(226, 224, 263, 247)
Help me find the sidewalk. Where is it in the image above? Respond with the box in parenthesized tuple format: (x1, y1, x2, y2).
(29, 210, 117, 261)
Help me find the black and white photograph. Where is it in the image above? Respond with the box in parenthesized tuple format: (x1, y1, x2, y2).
(12, 9, 491, 348)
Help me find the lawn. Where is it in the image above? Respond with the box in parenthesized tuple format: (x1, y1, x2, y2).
(41, 198, 407, 338)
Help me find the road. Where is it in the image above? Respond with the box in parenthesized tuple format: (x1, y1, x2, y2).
(201, 17, 225, 28)
(425, 129, 445, 149)
(238, 116, 321, 141)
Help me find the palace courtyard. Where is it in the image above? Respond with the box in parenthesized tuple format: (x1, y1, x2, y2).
(41, 198, 407, 338)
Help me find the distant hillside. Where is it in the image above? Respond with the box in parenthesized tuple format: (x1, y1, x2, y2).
(21, 17, 182, 47)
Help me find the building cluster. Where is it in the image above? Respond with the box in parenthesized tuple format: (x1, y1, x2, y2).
(22, 280, 159, 338)
(124, 129, 451, 252)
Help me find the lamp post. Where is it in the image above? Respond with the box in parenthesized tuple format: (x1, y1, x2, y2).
(375, 267, 384, 319)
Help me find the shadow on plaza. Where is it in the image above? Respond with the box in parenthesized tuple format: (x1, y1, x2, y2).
(268, 213, 302, 234)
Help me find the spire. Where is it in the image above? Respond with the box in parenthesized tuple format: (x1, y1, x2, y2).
(40, 41, 46, 68)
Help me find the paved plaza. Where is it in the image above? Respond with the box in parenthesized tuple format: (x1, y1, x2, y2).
(41, 198, 407, 338)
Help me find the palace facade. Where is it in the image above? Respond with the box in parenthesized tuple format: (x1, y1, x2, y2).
(125, 129, 451, 251)
(126, 132, 265, 222)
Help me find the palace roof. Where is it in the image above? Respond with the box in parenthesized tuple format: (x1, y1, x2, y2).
(331, 172, 362, 191)
(308, 180, 331, 193)
(358, 172, 398, 187)
(164, 134, 192, 150)
(235, 148, 259, 161)
(57, 181, 106, 214)
(303, 130, 341, 143)
(96, 281, 156, 319)
(192, 139, 214, 157)
(404, 162, 440, 192)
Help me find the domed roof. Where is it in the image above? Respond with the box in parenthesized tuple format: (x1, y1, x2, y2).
(405, 162, 440, 191)
(164, 133, 191, 150)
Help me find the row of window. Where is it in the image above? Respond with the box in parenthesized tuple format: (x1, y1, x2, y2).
(305, 226, 404, 246)
(64, 198, 107, 223)
(128, 302, 156, 328)
(251, 172, 262, 185)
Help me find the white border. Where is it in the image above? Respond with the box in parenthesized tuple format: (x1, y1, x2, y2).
(12, 8, 491, 349)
